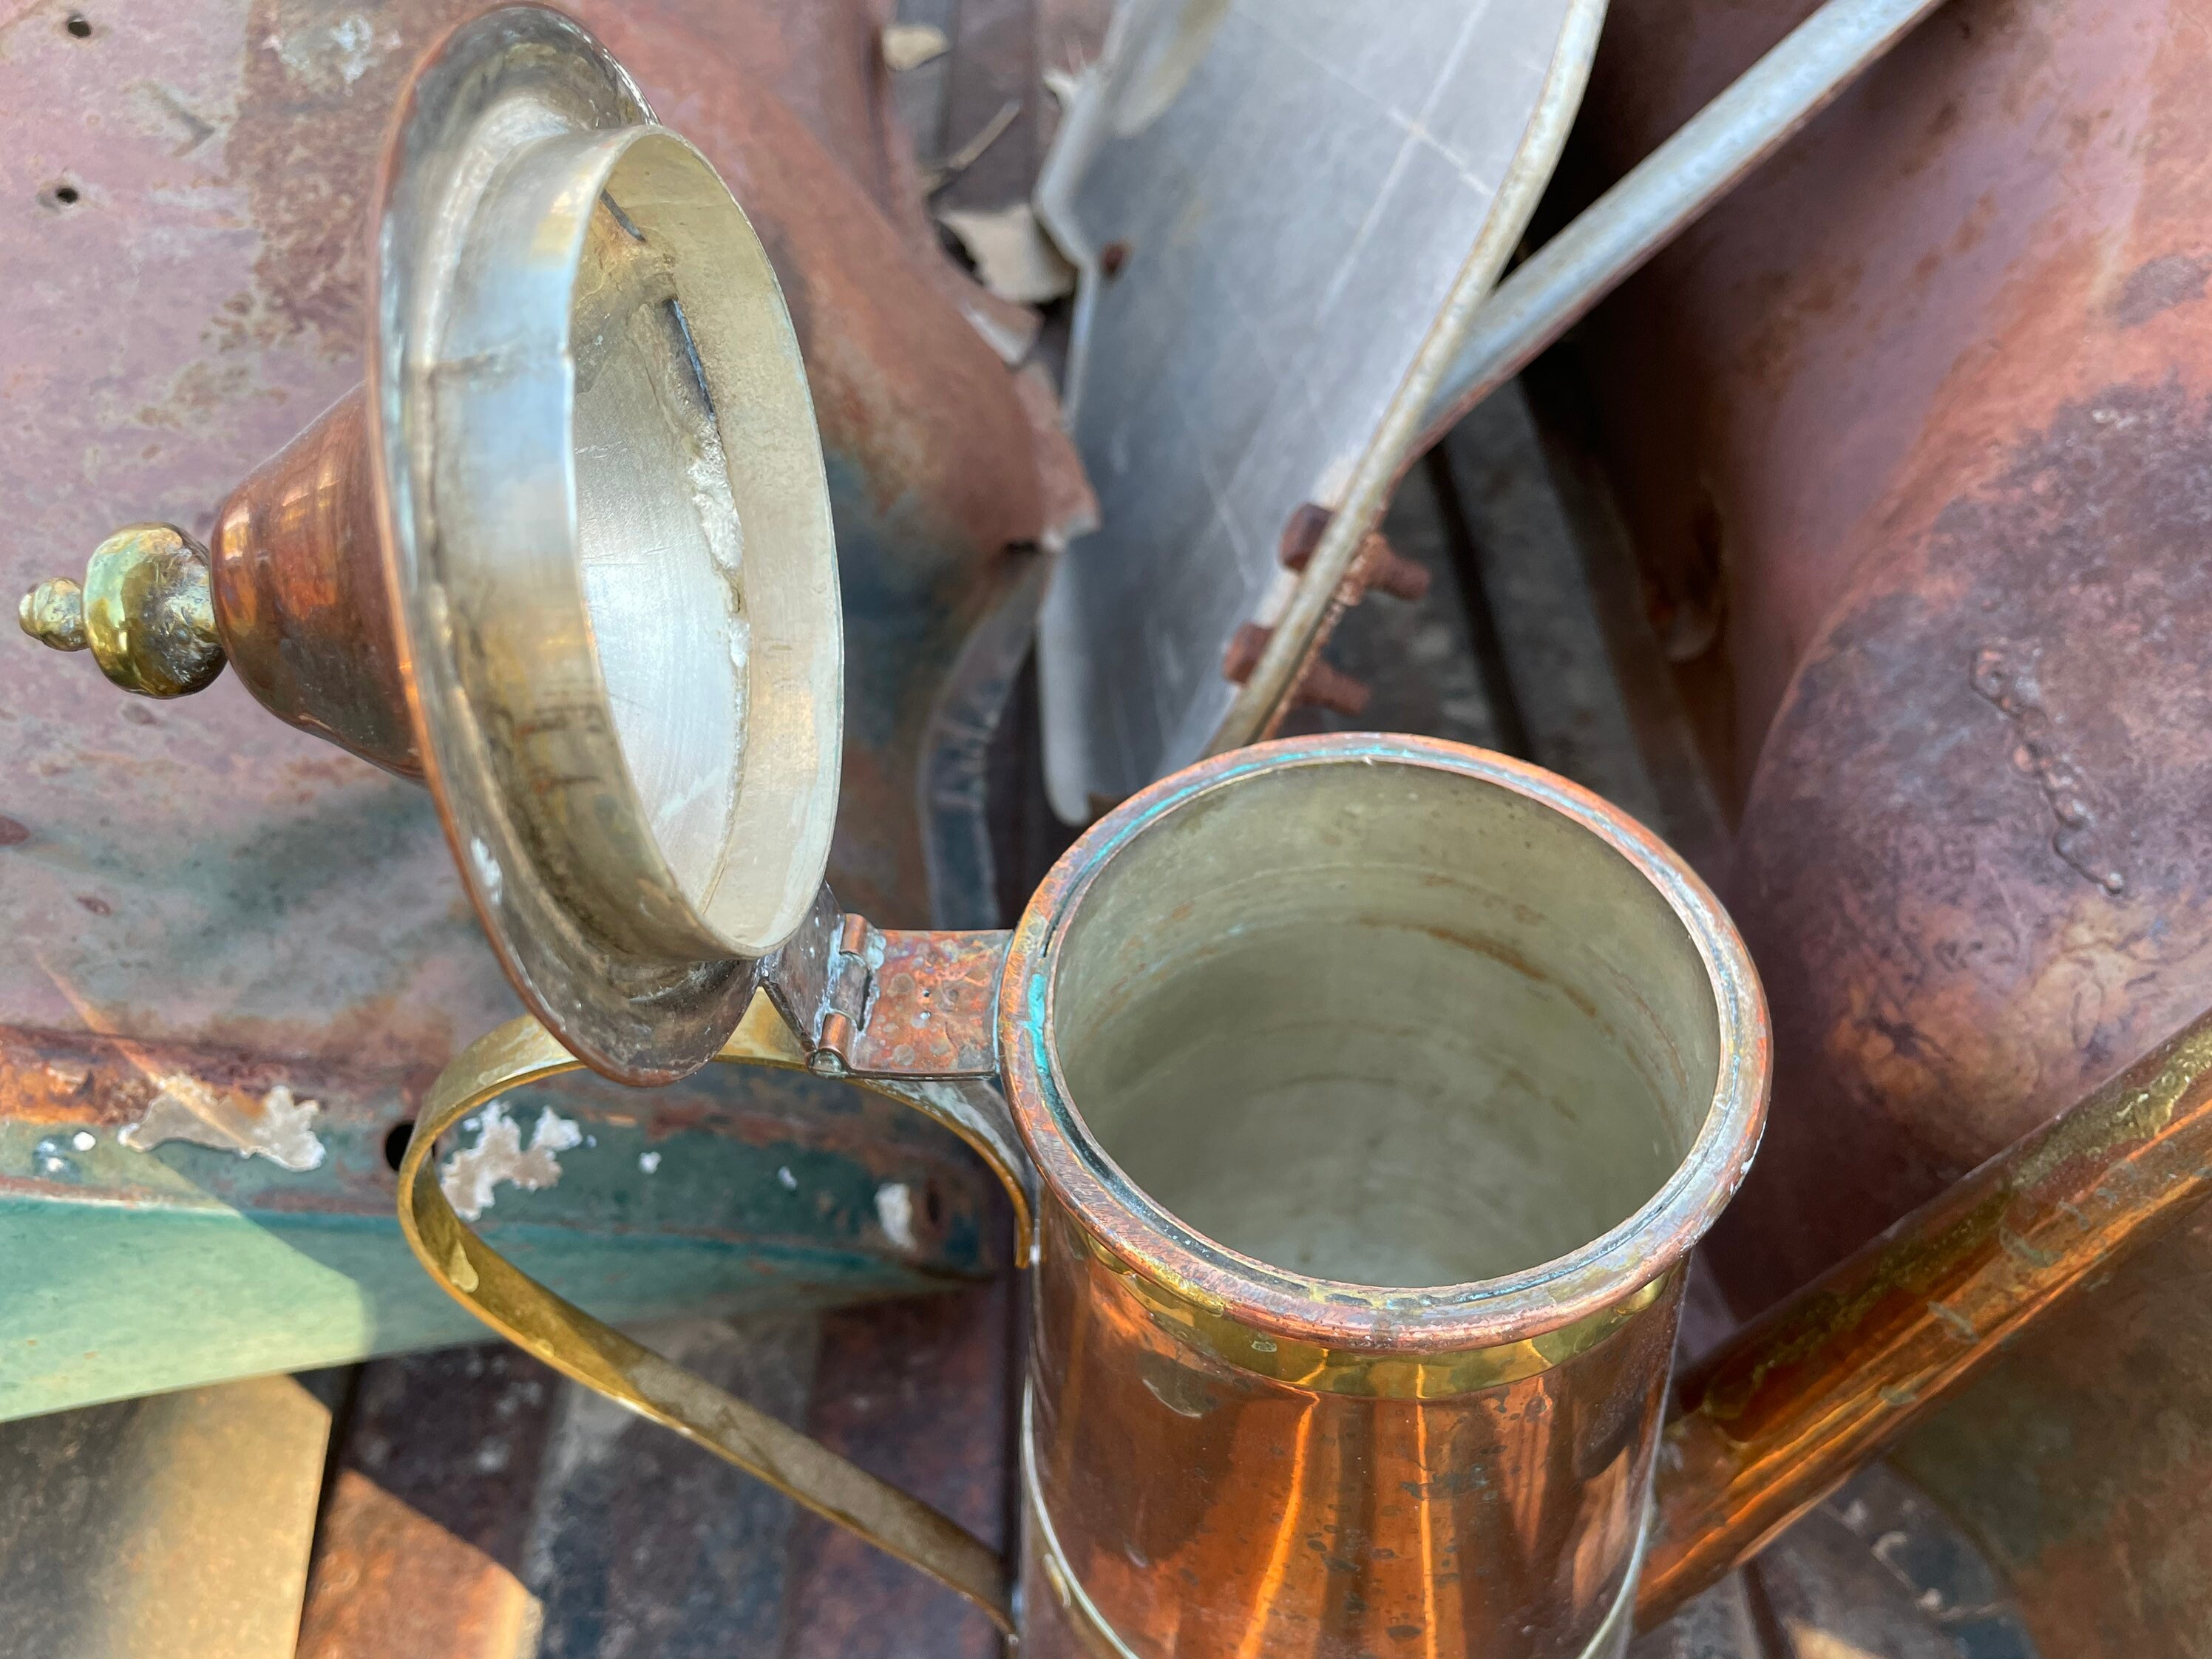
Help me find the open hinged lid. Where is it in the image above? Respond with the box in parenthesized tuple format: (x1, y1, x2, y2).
(374, 8, 843, 1082)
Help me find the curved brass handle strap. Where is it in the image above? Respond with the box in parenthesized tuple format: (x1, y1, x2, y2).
(395, 1005, 1021, 1634)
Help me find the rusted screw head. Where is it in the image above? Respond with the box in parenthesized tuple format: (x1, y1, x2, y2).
(19, 577, 88, 652)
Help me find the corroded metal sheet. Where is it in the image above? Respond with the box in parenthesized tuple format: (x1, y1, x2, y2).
(0, 0, 1049, 1406)
(0, 1020, 1002, 1420)
(1034, 0, 1598, 812)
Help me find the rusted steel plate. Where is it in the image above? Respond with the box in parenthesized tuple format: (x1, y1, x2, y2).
(1567, 0, 2212, 1648)
(0, 1020, 1002, 1420)
(1, 0, 1056, 1405)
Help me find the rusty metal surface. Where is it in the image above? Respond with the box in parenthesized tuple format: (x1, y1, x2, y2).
(0, 1017, 1004, 1420)
(1564, 0, 2212, 1649)
(0, 0, 1050, 1064)
(0, 0, 1063, 1408)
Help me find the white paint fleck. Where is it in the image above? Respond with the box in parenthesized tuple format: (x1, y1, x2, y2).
(776, 1165, 798, 1190)
(638, 1150, 662, 1175)
(120, 1077, 326, 1172)
(69, 1130, 95, 1153)
(937, 203, 1076, 305)
(330, 14, 374, 84)
(440, 1103, 585, 1221)
(875, 1181, 917, 1252)
(469, 837, 503, 903)
(33, 1139, 70, 1178)
(274, 12, 381, 89)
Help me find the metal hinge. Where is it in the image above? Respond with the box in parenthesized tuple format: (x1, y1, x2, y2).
(812, 912, 885, 1075)
(764, 889, 886, 1078)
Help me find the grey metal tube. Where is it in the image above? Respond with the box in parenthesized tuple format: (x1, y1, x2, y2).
(1415, 0, 1951, 452)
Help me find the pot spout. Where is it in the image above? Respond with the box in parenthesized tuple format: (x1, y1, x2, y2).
(1639, 1003, 2212, 1626)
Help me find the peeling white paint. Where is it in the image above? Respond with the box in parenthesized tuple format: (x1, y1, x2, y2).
(875, 1181, 917, 1252)
(638, 1151, 662, 1175)
(776, 1165, 798, 1190)
(69, 1130, 95, 1153)
(440, 1102, 584, 1221)
(119, 1077, 327, 1172)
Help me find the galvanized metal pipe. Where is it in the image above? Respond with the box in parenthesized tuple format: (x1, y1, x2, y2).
(1414, 0, 1952, 454)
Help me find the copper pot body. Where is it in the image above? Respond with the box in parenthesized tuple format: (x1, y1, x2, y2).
(1017, 1208, 1683, 1658)
(993, 737, 1769, 1658)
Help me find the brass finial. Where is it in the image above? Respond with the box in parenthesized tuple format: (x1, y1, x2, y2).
(19, 577, 87, 652)
(18, 524, 225, 697)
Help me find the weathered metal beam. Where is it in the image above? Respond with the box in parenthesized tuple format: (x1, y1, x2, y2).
(0, 0, 1052, 1417)
(0, 1025, 1001, 1423)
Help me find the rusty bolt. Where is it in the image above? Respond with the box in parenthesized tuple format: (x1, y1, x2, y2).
(1277, 502, 1431, 603)
(1355, 537, 1431, 603)
(1279, 501, 1335, 567)
(1222, 622, 1272, 685)
(1221, 621, 1371, 716)
(1293, 658, 1371, 716)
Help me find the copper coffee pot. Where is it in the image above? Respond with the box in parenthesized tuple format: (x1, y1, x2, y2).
(21, 7, 2212, 1654)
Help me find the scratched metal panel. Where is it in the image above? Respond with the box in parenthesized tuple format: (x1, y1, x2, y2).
(1034, 0, 1589, 812)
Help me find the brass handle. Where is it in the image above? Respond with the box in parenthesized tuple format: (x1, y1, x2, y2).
(396, 969, 1030, 1634)
(18, 523, 226, 696)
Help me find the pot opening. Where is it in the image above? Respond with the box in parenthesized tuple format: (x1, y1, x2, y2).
(1048, 754, 1723, 1289)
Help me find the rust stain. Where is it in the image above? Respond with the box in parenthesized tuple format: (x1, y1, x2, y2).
(2109, 250, 2212, 328)
(233, 0, 467, 353)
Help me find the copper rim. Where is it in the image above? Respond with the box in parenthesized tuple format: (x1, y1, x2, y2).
(998, 732, 1771, 1353)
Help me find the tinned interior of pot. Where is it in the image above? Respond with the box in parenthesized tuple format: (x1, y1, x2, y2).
(1049, 758, 1722, 1288)
(564, 133, 841, 960)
